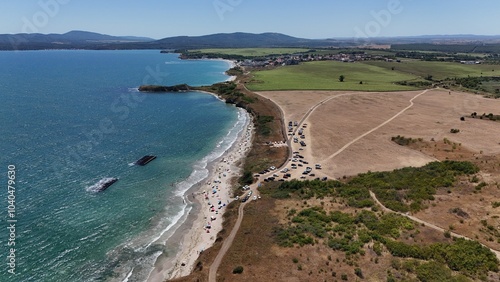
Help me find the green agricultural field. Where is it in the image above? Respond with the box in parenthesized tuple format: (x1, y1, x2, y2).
(305, 48, 395, 57)
(365, 60, 499, 80)
(190, 48, 310, 57)
(248, 61, 423, 91)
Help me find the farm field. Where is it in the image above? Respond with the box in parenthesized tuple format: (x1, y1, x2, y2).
(189, 47, 310, 57)
(248, 61, 423, 91)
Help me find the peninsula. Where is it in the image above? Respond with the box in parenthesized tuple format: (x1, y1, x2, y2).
(138, 84, 191, 92)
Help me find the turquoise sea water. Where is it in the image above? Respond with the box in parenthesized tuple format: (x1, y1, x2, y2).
(0, 50, 242, 281)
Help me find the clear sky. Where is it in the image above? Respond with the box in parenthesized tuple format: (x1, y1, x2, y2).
(1, 0, 499, 39)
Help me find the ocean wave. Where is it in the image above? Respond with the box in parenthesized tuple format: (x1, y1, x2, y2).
(144, 108, 249, 246)
(113, 108, 250, 281)
(79, 231, 101, 242)
(144, 204, 192, 249)
(173, 108, 248, 197)
(122, 269, 133, 282)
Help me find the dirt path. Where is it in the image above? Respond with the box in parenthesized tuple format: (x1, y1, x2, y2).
(208, 194, 248, 282)
(369, 191, 500, 261)
(319, 89, 430, 164)
(208, 89, 441, 281)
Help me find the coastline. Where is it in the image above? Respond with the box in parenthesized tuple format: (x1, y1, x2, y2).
(146, 107, 253, 282)
(222, 59, 237, 82)
(180, 56, 237, 82)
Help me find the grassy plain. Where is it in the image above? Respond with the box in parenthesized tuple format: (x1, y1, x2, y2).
(191, 47, 396, 57)
(365, 60, 499, 80)
(248, 61, 423, 91)
(189, 48, 310, 57)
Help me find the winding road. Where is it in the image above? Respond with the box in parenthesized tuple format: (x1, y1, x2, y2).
(369, 191, 500, 261)
(208, 194, 249, 282)
(208, 88, 495, 281)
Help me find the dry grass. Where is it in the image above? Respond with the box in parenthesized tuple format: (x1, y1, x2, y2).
(177, 88, 500, 282)
(258, 89, 500, 178)
(409, 140, 500, 253)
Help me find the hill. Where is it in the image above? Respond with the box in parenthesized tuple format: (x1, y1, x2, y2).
(0, 31, 341, 50)
(149, 32, 338, 49)
(0, 30, 154, 50)
(2, 30, 500, 51)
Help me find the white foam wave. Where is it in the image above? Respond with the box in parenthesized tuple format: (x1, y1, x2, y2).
(118, 109, 250, 281)
(122, 269, 133, 282)
(79, 231, 100, 242)
(54, 246, 80, 261)
(173, 108, 248, 197)
(144, 204, 193, 249)
(127, 87, 139, 92)
(140, 109, 248, 250)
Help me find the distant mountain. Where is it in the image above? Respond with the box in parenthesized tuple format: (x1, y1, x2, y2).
(149, 32, 330, 49)
(1, 30, 499, 51)
(0, 31, 342, 50)
(0, 30, 154, 50)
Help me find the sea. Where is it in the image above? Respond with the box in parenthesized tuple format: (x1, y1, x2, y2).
(0, 50, 246, 281)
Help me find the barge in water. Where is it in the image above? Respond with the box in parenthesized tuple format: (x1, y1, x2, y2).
(88, 177, 118, 192)
(135, 155, 157, 166)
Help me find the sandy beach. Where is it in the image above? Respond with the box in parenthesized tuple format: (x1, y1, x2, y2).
(147, 108, 253, 281)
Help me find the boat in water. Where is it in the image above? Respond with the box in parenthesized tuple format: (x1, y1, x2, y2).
(135, 155, 157, 166)
(87, 177, 118, 193)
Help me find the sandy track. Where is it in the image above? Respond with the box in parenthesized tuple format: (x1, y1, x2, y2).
(319, 89, 430, 163)
(208, 195, 248, 282)
(259, 89, 500, 178)
(209, 88, 500, 280)
(369, 191, 500, 261)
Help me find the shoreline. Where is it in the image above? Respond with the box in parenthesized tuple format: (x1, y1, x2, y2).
(180, 56, 237, 82)
(146, 107, 253, 281)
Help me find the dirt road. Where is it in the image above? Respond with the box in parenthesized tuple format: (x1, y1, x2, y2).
(369, 191, 500, 261)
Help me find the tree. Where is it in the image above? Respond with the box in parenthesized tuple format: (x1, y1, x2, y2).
(354, 267, 364, 278)
(233, 266, 244, 274)
(339, 75, 345, 82)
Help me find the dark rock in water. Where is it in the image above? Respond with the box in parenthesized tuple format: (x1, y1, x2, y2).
(135, 155, 157, 166)
(138, 84, 191, 92)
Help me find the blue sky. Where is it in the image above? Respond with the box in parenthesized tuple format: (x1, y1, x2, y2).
(1, 0, 499, 39)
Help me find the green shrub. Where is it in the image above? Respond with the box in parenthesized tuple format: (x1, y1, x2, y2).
(354, 267, 363, 278)
(240, 170, 254, 185)
(391, 135, 415, 146)
(232, 266, 244, 274)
